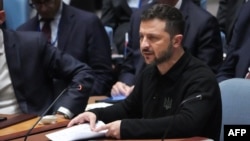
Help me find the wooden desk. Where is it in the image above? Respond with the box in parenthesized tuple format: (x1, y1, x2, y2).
(0, 96, 210, 141)
(88, 96, 108, 104)
(0, 96, 107, 141)
(0, 115, 69, 141)
(10, 133, 209, 141)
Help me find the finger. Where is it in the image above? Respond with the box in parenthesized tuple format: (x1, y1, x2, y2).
(67, 118, 78, 127)
(124, 85, 135, 96)
(111, 82, 121, 96)
(119, 85, 130, 96)
(94, 125, 107, 132)
(111, 86, 119, 96)
(89, 118, 97, 130)
(67, 114, 86, 127)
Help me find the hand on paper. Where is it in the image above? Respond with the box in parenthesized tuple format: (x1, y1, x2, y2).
(111, 82, 134, 97)
(94, 120, 121, 139)
(67, 111, 97, 130)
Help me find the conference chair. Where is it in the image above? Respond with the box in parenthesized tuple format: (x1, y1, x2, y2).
(104, 26, 121, 57)
(219, 78, 250, 141)
(3, 0, 31, 30)
(104, 26, 114, 49)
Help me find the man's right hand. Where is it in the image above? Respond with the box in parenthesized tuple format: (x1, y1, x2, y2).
(111, 82, 134, 97)
(67, 112, 97, 130)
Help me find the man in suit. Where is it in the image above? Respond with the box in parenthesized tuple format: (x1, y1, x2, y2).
(101, 0, 133, 54)
(216, 0, 245, 54)
(0, 0, 94, 118)
(111, 0, 223, 96)
(217, 1, 250, 82)
(69, 0, 96, 13)
(217, 0, 245, 44)
(192, 0, 200, 6)
(17, 0, 114, 96)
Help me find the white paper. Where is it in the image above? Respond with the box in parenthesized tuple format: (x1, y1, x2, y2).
(85, 102, 113, 111)
(46, 121, 106, 141)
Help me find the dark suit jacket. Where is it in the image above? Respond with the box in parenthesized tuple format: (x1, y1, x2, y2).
(192, 0, 201, 6)
(217, 0, 245, 43)
(3, 30, 94, 116)
(217, 1, 250, 82)
(70, 0, 96, 13)
(17, 4, 114, 96)
(119, 0, 223, 85)
(101, 0, 133, 54)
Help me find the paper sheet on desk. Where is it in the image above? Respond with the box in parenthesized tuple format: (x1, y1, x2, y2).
(85, 102, 113, 111)
(46, 121, 106, 141)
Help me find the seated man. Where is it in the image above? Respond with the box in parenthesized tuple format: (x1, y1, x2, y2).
(111, 0, 223, 97)
(0, 0, 94, 119)
(17, 0, 114, 96)
(217, 1, 250, 82)
(101, 0, 153, 55)
(68, 4, 222, 140)
(216, 0, 245, 54)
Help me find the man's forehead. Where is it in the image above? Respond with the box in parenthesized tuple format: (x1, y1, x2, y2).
(140, 19, 166, 28)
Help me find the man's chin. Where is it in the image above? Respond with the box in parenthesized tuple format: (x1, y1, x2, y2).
(144, 59, 154, 64)
(143, 56, 155, 64)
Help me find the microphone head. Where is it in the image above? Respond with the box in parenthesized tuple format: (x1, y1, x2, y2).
(77, 84, 83, 91)
(69, 84, 83, 91)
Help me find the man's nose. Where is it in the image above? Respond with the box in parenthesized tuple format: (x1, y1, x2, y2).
(38, 4, 48, 12)
(140, 37, 149, 49)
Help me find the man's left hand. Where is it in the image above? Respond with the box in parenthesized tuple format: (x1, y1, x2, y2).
(94, 120, 121, 139)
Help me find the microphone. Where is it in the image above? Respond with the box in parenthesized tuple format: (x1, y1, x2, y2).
(23, 84, 83, 141)
(161, 94, 205, 141)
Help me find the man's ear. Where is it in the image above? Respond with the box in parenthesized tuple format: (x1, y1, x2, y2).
(172, 34, 183, 47)
(0, 10, 5, 24)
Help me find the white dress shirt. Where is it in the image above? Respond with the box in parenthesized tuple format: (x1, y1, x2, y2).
(0, 29, 21, 114)
(39, 1, 63, 47)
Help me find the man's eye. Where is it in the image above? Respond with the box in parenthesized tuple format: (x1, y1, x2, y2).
(148, 36, 157, 41)
(139, 35, 144, 40)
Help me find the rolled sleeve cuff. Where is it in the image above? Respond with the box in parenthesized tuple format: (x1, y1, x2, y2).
(57, 107, 74, 119)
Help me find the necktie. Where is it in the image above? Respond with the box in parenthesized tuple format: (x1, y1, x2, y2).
(41, 19, 52, 43)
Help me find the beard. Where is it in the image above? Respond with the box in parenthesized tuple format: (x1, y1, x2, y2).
(154, 43, 173, 65)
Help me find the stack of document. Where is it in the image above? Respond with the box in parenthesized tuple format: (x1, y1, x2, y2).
(46, 121, 106, 141)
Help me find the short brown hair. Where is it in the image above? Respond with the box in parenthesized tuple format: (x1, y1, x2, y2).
(141, 4, 185, 38)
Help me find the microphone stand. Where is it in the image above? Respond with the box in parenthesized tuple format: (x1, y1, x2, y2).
(24, 85, 82, 141)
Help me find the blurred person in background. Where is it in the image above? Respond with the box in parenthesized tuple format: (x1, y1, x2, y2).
(18, 0, 114, 96)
